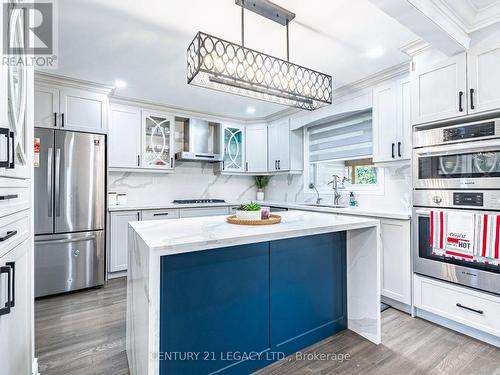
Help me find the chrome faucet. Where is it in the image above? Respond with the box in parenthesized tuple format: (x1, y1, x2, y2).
(328, 174, 342, 205)
(308, 183, 322, 204)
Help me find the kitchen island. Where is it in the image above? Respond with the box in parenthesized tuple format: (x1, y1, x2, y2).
(126, 211, 380, 375)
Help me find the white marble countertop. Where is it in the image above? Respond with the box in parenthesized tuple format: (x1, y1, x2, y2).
(260, 201, 411, 220)
(108, 202, 240, 212)
(129, 210, 379, 255)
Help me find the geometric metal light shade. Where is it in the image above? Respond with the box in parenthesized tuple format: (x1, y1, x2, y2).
(187, 32, 333, 111)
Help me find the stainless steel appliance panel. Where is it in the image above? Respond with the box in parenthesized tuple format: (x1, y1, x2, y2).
(412, 207, 500, 295)
(54, 131, 105, 233)
(34, 231, 104, 297)
(34, 128, 55, 235)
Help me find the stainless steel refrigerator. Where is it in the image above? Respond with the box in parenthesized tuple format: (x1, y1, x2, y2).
(34, 128, 105, 297)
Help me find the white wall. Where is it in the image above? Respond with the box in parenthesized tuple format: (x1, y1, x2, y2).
(108, 163, 257, 206)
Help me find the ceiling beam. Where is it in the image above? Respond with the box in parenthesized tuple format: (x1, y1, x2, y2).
(369, 0, 470, 56)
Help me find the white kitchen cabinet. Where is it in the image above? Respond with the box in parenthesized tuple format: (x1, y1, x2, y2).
(108, 104, 142, 169)
(142, 110, 175, 170)
(380, 218, 411, 306)
(179, 207, 230, 218)
(142, 209, 179, 221)
(0, 237, 33, 375)
(34, 83, 108, 134)
(373, 77, 411, 163)
(411, 53, 467, 125)
(468, 44, 500, 114)
(220, 123, 246, 173)
(109, 211, 140, 273)
(268, 118, 290, 171)
(245, 124, 268, 173)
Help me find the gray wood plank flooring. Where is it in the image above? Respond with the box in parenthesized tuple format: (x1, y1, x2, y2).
(35, 277, 500, 375)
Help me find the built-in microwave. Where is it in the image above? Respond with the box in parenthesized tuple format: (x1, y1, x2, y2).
(413, 119, 500, 190)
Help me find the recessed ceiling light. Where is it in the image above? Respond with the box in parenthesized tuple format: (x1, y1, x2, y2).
(246, 106, 256, 114)
(367, 47, 384, 58)
(114, 79, 127, 89)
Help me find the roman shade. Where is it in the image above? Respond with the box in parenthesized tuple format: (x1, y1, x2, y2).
(307, 110, 372, 163)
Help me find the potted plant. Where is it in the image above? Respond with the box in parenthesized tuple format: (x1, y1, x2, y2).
(255, 176, 271, 201)
(235, 202, 262, 221)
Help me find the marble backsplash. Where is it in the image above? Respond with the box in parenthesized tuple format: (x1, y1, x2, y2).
(108, 162, 257, 206)
(109, 161, 412, 213)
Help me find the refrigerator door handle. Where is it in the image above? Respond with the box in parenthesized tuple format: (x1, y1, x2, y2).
(36, 235, 96, 245)
(55, 148, 61, 217)
(47, 148, 53, 217)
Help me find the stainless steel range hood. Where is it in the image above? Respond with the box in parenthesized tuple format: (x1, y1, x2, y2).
(175, 118, 223, 162)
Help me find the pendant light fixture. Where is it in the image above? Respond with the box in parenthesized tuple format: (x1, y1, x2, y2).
(187, 0, 332, 111)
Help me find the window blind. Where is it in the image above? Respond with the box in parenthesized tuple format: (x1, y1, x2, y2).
(308, 110, 372, 163)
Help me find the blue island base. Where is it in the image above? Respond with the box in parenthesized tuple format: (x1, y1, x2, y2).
(159, 232, 347, 375)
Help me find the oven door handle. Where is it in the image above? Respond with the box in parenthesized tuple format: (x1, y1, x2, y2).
(414, 139, 500, 156)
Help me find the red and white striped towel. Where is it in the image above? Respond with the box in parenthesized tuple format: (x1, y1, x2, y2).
(444, 211, 475, 259)
(475, 214, 500, 262)
(430, 210, 446, 250)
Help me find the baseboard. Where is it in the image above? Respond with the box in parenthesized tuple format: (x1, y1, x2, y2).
(415, 308, 500, 348)
(381, 295, 412, 315)
(107, 271, 127, 280)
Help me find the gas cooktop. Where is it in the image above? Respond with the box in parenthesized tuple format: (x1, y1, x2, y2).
(172, 199, 226, 204)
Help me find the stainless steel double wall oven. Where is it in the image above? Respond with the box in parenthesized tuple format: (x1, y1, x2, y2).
(413, 118, 500, 295)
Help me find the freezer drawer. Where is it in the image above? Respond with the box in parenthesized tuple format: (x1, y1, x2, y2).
(35, 231, 104, 297)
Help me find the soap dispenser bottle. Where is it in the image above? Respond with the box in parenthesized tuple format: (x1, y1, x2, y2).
(349, 192, 356, 207)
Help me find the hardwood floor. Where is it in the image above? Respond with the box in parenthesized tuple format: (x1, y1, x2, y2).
(35, 278, 500, 375)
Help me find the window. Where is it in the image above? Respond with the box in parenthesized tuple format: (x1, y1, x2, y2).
(305, 111, 384, 194)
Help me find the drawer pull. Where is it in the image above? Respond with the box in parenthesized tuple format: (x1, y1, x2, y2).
(153, 213, 170, 217)
(0, 230, 17, 242)
(456, 303, 483, 315)
(0, 194, 18, 200)
(0, 266, 11, 316)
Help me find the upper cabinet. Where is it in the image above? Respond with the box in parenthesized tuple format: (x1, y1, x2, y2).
(108, 105, 175, 172)
(220, 123, 246, 173)
(34, 83, 108, 133)
(373, 77, 411, 164)
(412, 53, 467, 125)
(108, 104, 141, 169)
(268, 118, 303, 173)
(245, 124, 268, 173)
(467, 44, 500, 114)
(412, 44, 500, 125)
(142, 110, 175, 170)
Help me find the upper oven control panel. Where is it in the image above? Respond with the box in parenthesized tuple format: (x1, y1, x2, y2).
(413, 118, 500, 148)
(414, 190, 500, 210)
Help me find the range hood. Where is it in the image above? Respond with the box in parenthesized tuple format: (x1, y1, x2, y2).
(175, 118, 223, 162)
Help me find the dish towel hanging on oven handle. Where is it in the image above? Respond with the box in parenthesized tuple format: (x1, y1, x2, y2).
(475, 214, 500, 264)
(430, 210, 447, 252)
(444, 211, 475, 259)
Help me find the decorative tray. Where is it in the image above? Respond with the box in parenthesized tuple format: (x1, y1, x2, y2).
(226, 214, 282, 225)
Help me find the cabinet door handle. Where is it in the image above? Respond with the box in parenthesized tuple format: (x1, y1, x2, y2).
(54, 112, 57, 127)
(398, 142, 402, 158)
(274, 160, 277, 170)
(278, 160, 281, 170)
(245, 161, 249, 172)
(61, 113, 65, 127)
(8, 132, 14, 169)
(5, 262, 14, 308)
(137, 155, 140, 167)
(459, 91, 464, 112)
(171, 157, 174, 168)
(470, 88, 475, 110)
(0, 230, 17, 242)
(456, 303, 483, 315)
(391, 143, 395, 158)
(0, 127, 8, 168)
(0, 194, 18, 200)
(0, 266, 11, 316)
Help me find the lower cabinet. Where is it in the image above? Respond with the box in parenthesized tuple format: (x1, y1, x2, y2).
(179, 207, 229, 218)
(380, 218, 411, 306)
(0, 237, 32, 375)
(109, 211, 140, 273)
(159, 232, 347, 375)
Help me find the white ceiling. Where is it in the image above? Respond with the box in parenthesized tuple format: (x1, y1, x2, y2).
(52, 0, 417, 119)
(468, 0, 499, 11)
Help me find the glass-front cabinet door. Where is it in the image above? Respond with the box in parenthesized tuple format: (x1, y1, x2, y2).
(2, 3, 31, 179)
(142, 110, 175, 170)
(222, 123, 245, 172)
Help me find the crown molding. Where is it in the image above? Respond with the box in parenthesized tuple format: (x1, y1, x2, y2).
(400, 39, 432, 57)
(436, 0, 500, 33)
(34, 71, 114, 95)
